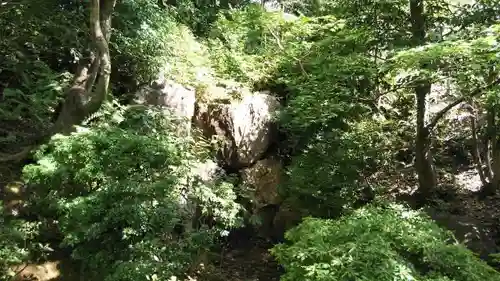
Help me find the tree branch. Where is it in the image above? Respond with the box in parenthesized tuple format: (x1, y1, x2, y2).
(426, 77, 500, 131)
(464, 103, 489, 185)
(268, 27, 308, 76)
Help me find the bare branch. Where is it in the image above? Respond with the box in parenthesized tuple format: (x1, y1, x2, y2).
(426, 77, 500, 131)
(0, 146, 34, 162)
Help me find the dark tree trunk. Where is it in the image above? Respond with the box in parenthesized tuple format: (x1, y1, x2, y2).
(414, 84, 436, 201)
(410, 0, 436, 202)
(466, 103, 489, 186)
(483, 106, 500, 195)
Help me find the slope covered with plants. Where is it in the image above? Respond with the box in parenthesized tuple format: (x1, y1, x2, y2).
(2, 0, 500, 281)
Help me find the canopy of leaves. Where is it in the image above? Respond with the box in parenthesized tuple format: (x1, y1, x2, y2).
(3, 0, 500, 280)
(21, 104, 242, 281)
(272, 202, 500, 281)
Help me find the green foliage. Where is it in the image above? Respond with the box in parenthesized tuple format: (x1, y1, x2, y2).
(207, 4, 290, 83)
(272, 202, 500, 281)
(113, 0, 216, 88)
(384, 26, 500, 88)
(0, 212, 48, 280)
(0, 0, 216, 97)
(0, 64, 70, 122)
(22, 103, 242, 281)
(0, 59, 71, 153)
(166, 0, 251, 36)
(3, 0, 500, 280)
(0, 0, 86, 73)
(282, 120, 394, 217)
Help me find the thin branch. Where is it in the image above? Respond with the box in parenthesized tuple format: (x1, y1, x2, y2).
(268, 27, 308, 76)
(464, 103, 489, 185)
(426, 77, 500, 131)
(0, 146, 34, 162)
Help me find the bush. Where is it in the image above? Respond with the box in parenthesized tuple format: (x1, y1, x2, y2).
(271, 202, 500, 281)
(282, 120, 394, 217)
(207, 3, 299, 84)
(22, 104, 242, 281)
(0, 212, 48, 280)
(113, 0, 216, 89)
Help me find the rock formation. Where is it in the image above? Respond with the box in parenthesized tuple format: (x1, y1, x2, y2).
(135, 75, 195, 135)
(194, 91, 280, 168)
(136, 78, 293, 237)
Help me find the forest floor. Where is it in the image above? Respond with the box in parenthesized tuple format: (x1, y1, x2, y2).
(8, 235, 282, 281)
(193, 234, 283, 281)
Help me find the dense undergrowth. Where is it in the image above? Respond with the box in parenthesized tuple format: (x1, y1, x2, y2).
(2, 0, 500, 280)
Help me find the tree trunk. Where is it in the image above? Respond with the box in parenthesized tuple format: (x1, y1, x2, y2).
(53, 0, 115, 134)
(410, 0, 437, 202)
(483, 106, 500, 195)
(0, 0, 116, 162)
(414, 84, 437, 201)
(466, 103, 489, 186)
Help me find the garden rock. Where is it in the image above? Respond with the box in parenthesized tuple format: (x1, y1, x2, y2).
(194, 92, 280, 168)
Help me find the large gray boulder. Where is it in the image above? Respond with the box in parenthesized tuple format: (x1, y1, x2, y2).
(194, 92, 280, 168)
(135, 76, 195, 136)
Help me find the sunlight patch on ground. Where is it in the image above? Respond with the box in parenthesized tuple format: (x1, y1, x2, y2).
(455, 169, 483, 192)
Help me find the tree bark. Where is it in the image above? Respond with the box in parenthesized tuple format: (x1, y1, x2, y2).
(483, 106, 500, 195)
(485, 108, 495, 181)
(0, 0, 116, 162)
(465, 103, 489, 186)
(414, 83, 437, 200)
(410, 0, 437, 202)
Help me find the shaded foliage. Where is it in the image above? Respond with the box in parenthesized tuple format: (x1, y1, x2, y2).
(272, 202, 500, 281)
(21, 104, 241, 281)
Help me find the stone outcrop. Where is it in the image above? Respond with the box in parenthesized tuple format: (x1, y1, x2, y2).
(135, 76, 196, 135)
(194, 92, 280, 168)
(191, 159, 223, 184)
(272, 202, 303, 238)
(136, 75, 291, 238)
(241, 158, 282, 208)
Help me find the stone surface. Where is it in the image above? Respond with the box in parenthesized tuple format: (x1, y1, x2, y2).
(191, 159, 224, 184)
(135, 77, 195, 135)
(194, 92, 280, 168)
(241, 158, 282, 207)
(272, 202, 303, 239)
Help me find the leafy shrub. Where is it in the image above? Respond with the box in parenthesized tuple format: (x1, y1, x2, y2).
(0, 212, 48, 280)
(113, 0, 216, 89)
(282, 120, 394, 217)
(207, 4, 298, 83)
(0, 59, 71, 154)
(0, 0, 87, 74)
(272, 202, 500, 281)
(166, 0, 252, 36)
(22, 103, 242, 281)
